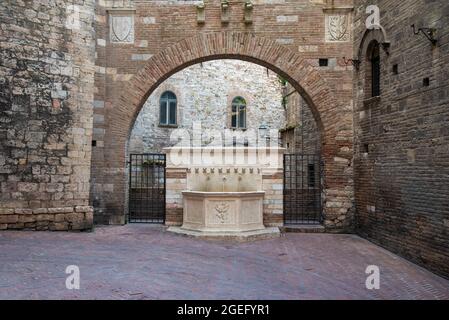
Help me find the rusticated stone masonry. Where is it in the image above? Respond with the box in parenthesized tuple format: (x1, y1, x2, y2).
(0, 0, 96, 230)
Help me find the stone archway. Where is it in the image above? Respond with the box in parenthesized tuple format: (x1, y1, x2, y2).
(102, 32, 354, 231)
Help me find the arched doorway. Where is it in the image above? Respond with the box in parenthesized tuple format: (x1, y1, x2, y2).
(98, 32, 354, 231)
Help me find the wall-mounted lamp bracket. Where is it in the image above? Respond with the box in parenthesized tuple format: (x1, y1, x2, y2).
(411, 24, 438, 45)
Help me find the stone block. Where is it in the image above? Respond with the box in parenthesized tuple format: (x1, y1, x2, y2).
(48, 207, 74, 214)
(65, 212, 85, 223)
(75, 205, 92, 213)
(50, 222, 69, 231)
(18, 215, 36, 223)
(54, 214, 66, 222)
(0, 208, 14, 215)
(15, 208, 33, 214)
(0, 215, 18, 224)
(36, 214, 54, 222)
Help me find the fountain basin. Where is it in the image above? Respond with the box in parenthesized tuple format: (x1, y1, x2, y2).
(167, 190, 280, 241)
(180, 191, 265, 232)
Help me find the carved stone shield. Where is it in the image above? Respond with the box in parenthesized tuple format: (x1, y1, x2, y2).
(326, 15, 350, 42)
(110, 15, 134, 43)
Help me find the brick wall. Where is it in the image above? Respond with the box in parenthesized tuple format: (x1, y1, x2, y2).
(0, 0, 96, 230)
(353, 0, 449, 278)
(91, 0, 355, 230)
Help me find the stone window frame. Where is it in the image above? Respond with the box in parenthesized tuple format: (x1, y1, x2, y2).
(227, 91, 252, 131)
(230, 96, 247, 130)
(356, 28, 390, 104)
(155, 85, 182, 128)
(365, 40, 381, 99)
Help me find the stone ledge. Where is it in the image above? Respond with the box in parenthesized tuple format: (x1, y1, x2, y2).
(0, 206, 94, 231)
(166, 227, 281, 242)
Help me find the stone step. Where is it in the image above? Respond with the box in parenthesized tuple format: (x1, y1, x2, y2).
(280, 224, 325, 233)
(167, 226, 281, 242)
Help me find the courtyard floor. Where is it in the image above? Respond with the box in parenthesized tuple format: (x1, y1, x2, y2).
(0, 224, 448, 300)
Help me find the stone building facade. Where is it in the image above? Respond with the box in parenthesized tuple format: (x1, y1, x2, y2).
(2, 0, 448, 279)
(129, 60, 286, 154)
(353, 0, 449, 277)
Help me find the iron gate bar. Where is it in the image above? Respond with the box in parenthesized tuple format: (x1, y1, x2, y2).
(283, 154, 323, 225)
(128, 153, 166, 223)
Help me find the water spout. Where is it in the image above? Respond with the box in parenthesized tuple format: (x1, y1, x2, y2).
(222, 176, 227, 192)
(206, 174, 211, 192)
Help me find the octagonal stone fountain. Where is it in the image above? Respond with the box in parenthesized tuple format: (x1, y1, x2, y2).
(166, 147, 283, 240)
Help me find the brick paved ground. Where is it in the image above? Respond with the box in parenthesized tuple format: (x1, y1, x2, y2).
(0, 225, 448, 300)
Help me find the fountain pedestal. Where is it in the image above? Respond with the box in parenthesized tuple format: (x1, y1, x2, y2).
(181, 191, 265, 232)
(168, 190, 280, 240)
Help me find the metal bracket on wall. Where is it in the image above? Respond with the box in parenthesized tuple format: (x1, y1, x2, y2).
(411, 24, 438, 46)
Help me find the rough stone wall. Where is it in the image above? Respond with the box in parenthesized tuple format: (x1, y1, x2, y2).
(91, 0, 354, 228)
(0, 0, 96, 230)
(353, 0, 449, 278)
(129, 60, 285, 154)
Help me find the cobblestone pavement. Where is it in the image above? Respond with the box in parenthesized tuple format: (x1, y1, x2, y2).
(0, 225, 448, 300)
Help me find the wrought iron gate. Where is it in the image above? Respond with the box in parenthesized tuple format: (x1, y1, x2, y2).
(128, 154, 166, 223)
(283, 154, 323, 225)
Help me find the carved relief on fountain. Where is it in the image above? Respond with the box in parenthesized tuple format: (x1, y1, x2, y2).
(209, 201, 234, 225)
(214, 202, 230, 223)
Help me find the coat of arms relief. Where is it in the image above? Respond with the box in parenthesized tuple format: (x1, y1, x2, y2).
(109, 14, 134, 43)
(325, 15, 350, 42)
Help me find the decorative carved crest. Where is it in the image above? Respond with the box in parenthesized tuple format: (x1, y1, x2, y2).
(326, 15, 349, 42)
(110, 15, 134, 43)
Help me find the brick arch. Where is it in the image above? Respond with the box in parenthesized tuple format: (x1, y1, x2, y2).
(115, 33, 337, 141)
(106, 32, 352, 229)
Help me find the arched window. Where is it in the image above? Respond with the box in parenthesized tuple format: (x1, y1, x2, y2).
(368, 41, 381, 97)
(159, 91, 177, 126)
(231, 96, 247, 129)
